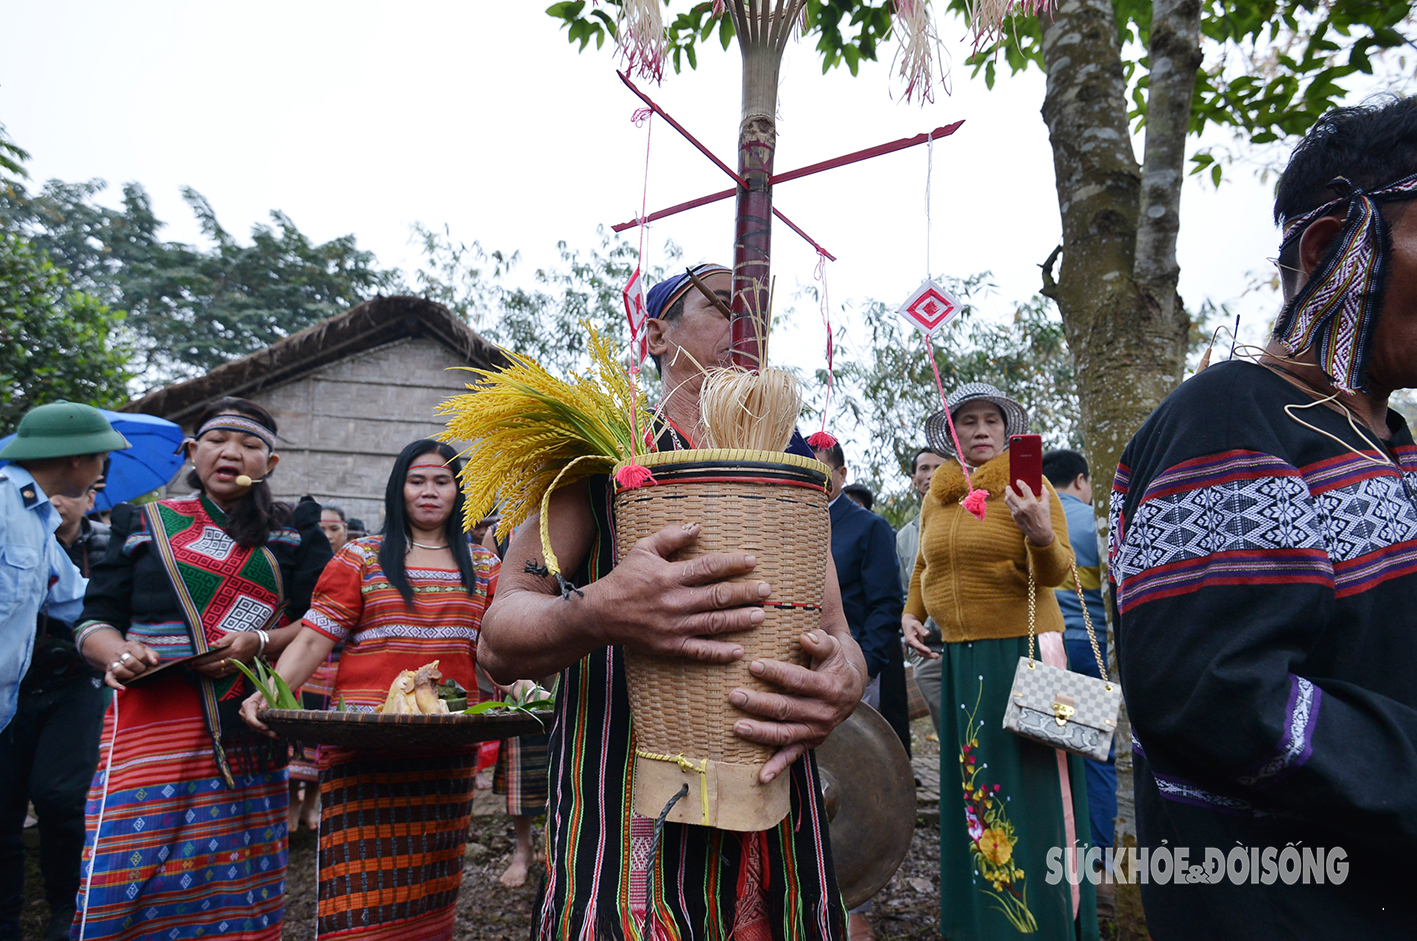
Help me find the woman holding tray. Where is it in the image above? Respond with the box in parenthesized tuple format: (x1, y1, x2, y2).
(902, 383, 1098, 941)
(71, 397, 332, 941)
(240, 438, 499, 941)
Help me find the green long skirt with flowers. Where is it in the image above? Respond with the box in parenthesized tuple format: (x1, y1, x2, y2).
(938, 635, 1100, 941)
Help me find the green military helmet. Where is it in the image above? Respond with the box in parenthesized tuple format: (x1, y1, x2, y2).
(0, 401, 131, 460)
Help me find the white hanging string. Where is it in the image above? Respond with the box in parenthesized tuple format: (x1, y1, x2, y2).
(925, 133, 934, 280)
(77, 691, 118, 941)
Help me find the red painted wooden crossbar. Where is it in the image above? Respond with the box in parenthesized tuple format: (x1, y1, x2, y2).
(611, 71, 964, 266)
(617, 72, 836, 260)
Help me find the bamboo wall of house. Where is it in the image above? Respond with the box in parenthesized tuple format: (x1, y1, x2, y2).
(163, 336, 472, 529)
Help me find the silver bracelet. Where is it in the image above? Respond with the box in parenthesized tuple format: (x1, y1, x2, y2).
(256, 629, 269, 658)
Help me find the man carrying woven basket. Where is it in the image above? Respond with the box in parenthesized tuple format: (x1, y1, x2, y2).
(479, 264, 867, 941)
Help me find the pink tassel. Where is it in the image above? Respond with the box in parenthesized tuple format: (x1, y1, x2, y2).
(616, 464, 657, 490)
(961, 488, 988, 521)
(923, 332, 987, 523)
(806, 431, 838, 451)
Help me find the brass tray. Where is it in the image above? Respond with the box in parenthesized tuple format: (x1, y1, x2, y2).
(256, 707, 550, 748)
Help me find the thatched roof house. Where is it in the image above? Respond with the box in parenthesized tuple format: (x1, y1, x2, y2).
(126, 296, 508, 528)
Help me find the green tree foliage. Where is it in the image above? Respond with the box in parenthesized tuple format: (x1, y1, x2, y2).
(0, 124, 28, 190)
(1, 233, 132, 434)
(822, 274, 1079, 524)
(948, 0, 1414, 177)
(1, 179, 402, 385)
(547, 0, 1411, 166)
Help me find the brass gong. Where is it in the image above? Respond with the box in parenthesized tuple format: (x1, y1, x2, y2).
(815, 702, 917, 909)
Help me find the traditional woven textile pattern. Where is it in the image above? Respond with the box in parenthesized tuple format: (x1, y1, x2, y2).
(74, 673, 288, 941)
(1274, 170, 1417, 391)
(289, 652, 343, 782)
(301, 537, 497, 708)
(315, 749, 477, 941)
(492, 734, 550, 818)
(1113, 447, 1417, 612)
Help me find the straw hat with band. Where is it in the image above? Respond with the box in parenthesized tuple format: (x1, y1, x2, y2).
(925, 382, 1029, 460)
(0, 401, 131, 461)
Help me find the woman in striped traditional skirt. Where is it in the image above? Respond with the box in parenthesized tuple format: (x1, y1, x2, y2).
(71, 398, 333, 941)
(242, 439, 499, 941)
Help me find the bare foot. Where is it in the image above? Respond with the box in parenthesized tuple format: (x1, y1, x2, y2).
(300, 787, 320, 832)
(499, 846, 532, 888)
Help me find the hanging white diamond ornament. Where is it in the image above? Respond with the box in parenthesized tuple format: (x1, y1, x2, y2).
(896, 278, 960, 335)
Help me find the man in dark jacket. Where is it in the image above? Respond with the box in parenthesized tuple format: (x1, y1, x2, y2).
(814, 442, 905, 941)
(813, 443, 907, 753)
(0, 485, 107, 941)
(1112, 96, 1417, 939)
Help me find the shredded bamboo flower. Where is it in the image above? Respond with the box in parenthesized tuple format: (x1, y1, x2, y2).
(967, 0, 1052, 52)
(619, 0, 666, 83)
(437, 325, 652, 579)
(698, 366, 803, 453)
(892, 0, 944, 104)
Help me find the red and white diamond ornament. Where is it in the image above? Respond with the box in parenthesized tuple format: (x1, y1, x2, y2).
(623, 268, 648, 365)
(896, 278, 960, 335)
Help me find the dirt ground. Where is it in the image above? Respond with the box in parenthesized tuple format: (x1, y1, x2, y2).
(21, 717, 1110, 940)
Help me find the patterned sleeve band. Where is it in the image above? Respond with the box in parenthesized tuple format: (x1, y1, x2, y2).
(1111, 448, 1417, 614)
(1273, 170, 1417, 392)
(74, 620, 120, 656)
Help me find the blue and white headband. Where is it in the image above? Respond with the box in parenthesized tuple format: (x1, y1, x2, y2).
(645, 264, 732, 320)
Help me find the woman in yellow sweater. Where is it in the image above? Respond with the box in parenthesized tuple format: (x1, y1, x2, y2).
(903, 383, 1098, 941)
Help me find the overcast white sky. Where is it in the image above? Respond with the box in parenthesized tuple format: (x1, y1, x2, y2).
(3, 1, 1404, 467)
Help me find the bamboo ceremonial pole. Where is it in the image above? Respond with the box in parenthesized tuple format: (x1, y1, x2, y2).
(728, 0, 803, 369)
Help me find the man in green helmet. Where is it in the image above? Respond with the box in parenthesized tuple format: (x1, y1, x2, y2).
(0, 402, 128, 733)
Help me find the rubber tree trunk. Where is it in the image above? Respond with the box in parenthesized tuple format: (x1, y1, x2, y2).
(731, 39, 781, 368)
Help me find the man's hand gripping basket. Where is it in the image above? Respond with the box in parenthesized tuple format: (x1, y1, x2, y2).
(612, 448, 831, 831)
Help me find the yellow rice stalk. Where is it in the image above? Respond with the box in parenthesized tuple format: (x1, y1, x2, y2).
(437, 324, 652, 579)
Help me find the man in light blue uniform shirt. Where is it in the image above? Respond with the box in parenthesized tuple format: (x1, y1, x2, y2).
(1042, 448, 1114, 852)
(0, 402, 127, 731)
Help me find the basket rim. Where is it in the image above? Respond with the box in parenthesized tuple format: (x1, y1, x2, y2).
(614, 448, 831, 476)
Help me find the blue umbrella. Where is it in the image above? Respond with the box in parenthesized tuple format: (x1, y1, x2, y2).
(0, 409, 186, 510)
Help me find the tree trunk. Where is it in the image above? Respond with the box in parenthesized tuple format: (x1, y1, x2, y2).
(1037, 0, 1201, 935)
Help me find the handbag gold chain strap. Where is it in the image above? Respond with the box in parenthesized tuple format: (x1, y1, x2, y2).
(1024, 554, 1113, 692)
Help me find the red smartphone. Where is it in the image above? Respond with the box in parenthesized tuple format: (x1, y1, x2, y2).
(1009, 434, 1043, 498)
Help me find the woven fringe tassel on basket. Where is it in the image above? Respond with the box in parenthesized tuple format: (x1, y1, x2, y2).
(612, 447, 831, 831)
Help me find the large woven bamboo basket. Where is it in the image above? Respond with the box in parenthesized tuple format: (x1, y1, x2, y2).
(612, 448, 831, 831)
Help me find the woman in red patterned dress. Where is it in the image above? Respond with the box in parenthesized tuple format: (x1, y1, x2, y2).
(241, 439, 499, 941)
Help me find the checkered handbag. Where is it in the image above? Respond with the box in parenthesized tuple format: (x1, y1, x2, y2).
(1001, 558, 1121, 761)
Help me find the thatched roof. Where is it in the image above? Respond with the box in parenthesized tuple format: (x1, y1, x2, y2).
(125, 296, 509, 423)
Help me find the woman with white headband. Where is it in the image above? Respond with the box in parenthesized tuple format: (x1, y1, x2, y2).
(70, 396, 332, 941)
